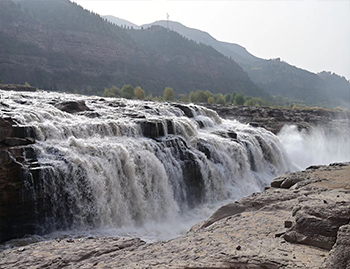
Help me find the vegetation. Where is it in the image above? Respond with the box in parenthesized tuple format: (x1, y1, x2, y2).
(163, 87, 175, 101)
(134, 86, 146, 100)
(102, 84, 331, 110)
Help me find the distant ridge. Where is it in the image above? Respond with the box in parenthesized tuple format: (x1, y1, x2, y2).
(138, 19, 349, 108)
(103, 15, 140, 29)
(104, 16, 349, 107)
(0, 0, 263, 98)
(142, 20, 262, 66)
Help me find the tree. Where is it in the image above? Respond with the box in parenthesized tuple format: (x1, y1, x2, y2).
(103, 85, 121, 97)
(164, 87, 175, 101)
(234, 93, 245, 106)
(189, 90, 208, 103)
(215, 93, 226, 105)
(207, 96, 215, 104)
(134, 86, 146, 100)
(179, 94, 189, 102)
(145, 93, 154, 101)
(121, 84, 135, 99)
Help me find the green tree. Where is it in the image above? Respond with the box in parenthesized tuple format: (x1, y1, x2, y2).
(145, 93, 154, 101)
(207, 96, 215, 104)
(121, 84, 135, 99)
(179, 94, 189, 102)
(224, 94, 231, 104)
(234, 93, 245, 106)
(205, 90, 214, 99)
(134, 86, 146, 100)
(103, 85, 121, 97)
(164, 87, 175, 101)
(215, 93, 226, 105)
(190, 90, 208, 103)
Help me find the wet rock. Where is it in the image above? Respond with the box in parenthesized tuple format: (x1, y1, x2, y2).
(173, 104, 194, 118)
(139, 120, 165, 138)
(249, 122, 259, 127)
(56, 100, 91, 113)
(4, 138, 34, 146)
(0, 117, 40, 244)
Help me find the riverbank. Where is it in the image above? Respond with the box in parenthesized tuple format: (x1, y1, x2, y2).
(1, 163, 349, 268)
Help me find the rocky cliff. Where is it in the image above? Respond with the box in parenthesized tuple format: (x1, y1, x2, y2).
(0, 117, 39, 243)
(1, 163, 349, 268)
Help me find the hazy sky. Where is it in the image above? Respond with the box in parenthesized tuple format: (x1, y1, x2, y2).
(72, 0, 350, 80)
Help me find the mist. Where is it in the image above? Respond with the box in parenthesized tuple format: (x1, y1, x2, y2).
(278, 124, 350, 170)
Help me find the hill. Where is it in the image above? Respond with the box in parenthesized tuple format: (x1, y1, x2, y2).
(137, 19, 350, 108)
(104, 15, 140, 29)
(0, 0, 264, 97)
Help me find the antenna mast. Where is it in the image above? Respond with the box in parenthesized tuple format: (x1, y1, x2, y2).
(166, 13, 169, 30)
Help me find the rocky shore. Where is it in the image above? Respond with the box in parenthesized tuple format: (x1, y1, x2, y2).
(1, 163, 349, 268)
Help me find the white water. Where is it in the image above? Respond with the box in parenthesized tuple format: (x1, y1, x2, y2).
(1, 90, 294, 242)
(278, 124, 350, 170)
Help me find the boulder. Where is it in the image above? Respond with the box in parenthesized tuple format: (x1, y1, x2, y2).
(284, 199, 350, 250)
(56, 100, 91, 113)
(323, 224, 350, 268)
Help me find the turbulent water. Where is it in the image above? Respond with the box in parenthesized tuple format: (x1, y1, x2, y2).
(0, 90, 297, 242)
(278, 123, 350, 170)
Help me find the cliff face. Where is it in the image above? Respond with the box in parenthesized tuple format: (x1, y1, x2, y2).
(0, 117, 41, 243)
(1, 163, 349, 268)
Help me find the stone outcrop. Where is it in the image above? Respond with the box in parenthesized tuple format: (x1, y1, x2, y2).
(1, 163, 349, 268)
(0, 118, 40, 243)
(323, 224, 350, 269)
(206, 104, 350, 134)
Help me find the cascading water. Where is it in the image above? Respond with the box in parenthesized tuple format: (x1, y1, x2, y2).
(278, 123, 350, 170)
(1, 90, 293, 241)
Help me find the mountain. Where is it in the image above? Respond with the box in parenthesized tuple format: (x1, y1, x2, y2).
(142, 20, 262, 66)
(136, 19, 350, 108)
(103, 15, 140, 29)
(0, 0, 264, 98)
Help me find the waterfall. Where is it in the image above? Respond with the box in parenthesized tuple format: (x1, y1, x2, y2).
(0, 90, 293, 241)
(278, 124, 350, 170)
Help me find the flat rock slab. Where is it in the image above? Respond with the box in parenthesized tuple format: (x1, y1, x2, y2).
(1, 163, 349, 268)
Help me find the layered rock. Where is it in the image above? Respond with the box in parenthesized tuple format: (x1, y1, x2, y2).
(1, 163, 349, 268)
(206, 104, 350, 134)
(0, 118, 40, 243)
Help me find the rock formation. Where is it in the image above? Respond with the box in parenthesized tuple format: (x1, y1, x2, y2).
(1, 163, 349, 268)
(206, 104, 350, 134)
(0, 118, 40, 243)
